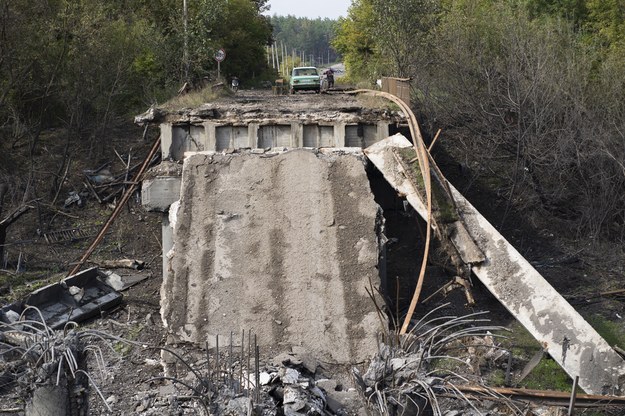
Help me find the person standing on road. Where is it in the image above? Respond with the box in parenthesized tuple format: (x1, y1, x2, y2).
(324, 68, 334, 88)
(231, 76, 240, 92)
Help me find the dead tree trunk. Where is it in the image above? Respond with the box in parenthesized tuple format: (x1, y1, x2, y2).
(0, 203, 33, 266)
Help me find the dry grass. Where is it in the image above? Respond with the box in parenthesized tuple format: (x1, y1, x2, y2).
(356, 93, 401, 112)
(160, 85, 229, 111)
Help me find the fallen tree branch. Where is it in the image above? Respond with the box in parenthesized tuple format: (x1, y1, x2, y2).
(428, 128, 442, 152)
(0, 203, 34, 227)
(599, 288, 625, 297)
(92, 259, 145, 270)
(51, 155, 72, 205)
(83, 178, 102, 204)
(41, 203, 80, 219)
(67, 136, 161, 277)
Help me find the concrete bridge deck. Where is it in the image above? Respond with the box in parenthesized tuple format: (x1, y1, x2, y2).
(135, 91, 408, 160)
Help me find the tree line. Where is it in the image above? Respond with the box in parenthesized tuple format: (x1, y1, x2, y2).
(270, 15, 339, 68)
(0, 0, 273, 141)
(335, 0, 625, 240)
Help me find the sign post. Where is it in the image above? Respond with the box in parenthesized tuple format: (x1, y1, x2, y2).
(214, 48, 226, 80)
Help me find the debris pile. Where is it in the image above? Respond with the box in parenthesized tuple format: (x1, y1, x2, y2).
(350, 312, 519, 416)
(135, 347, 368, 416)
(82, 150, 160, 206)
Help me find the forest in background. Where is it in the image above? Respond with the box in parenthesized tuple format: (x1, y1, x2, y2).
(335, 0, 625, 240)
(0, 0, 275, 249)
(0, 1, 343, 149)
(0, 0, 273, 140)
(269, 16, 339, 68)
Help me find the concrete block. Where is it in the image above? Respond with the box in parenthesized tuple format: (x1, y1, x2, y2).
(203, 121, 217, 151)
(160, 123, 173, 160)
(161, 149, 383, 364)
(334, 122, 346, 147)
(142, 176, 181, 212)
(247, 123, 259, 148)
(318, 125, 334, 147)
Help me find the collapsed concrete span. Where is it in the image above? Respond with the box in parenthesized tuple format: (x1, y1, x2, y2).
(365, 134, 625, 396)
(161, 149, 383, 364)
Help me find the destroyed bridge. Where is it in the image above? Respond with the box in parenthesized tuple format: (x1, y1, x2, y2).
(136, 91, 625, 398)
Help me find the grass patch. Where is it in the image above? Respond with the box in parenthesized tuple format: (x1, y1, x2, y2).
(160, 86, 227, 111)
(0, 271, 60, 303)
(430, 357, 467, 374)
(496, 322, 577, 392)
(486, 368, 506, 386)
(497, 321, 541, 360)
(113, 323, 143, 356)
(395, 146, 458, 223)
(521, 358, 572, 391)
(355, 94, 399, 112)
(586, 315, 625, 349)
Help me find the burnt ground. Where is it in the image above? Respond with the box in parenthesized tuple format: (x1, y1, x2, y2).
(0, 88, 624, 415)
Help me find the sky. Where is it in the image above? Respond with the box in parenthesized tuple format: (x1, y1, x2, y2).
(265, 0, 351, 20)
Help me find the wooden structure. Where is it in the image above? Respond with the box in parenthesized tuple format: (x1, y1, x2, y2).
(381, 77, 411, 106)
(273, 78, 288, 95)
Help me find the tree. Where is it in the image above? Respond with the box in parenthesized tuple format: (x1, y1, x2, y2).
(334, 0, 440, 79)
(418, 0, 625, 237)
(215, 0, 273, 80)
(585, 0, 625, 48)
(271, 16, 339, 66)
(368, 0, 440, 77)
(524, 0, 588, 27)
(333, 0, 382, 81)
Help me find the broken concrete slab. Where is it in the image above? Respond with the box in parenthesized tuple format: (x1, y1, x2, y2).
(365, 135, 625, 395)
(101, 270, 149, 291)
(161, 149, 383, 364)
(142, 176, 181, 212)
(0, 267, 122, 330)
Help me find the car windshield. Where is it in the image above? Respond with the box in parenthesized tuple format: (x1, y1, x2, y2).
(293, 68, 318, 76)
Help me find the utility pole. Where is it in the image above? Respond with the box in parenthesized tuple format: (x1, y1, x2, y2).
(271, 44, 276, 69)
(183, 0, 189, 82)
(281, 41, 286, 76)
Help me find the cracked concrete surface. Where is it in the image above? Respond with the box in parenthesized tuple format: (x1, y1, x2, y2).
(161, 149, 383, 364)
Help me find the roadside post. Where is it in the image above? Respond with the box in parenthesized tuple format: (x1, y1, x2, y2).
(215, 48, 226, 81)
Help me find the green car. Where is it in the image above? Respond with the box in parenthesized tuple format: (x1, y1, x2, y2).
(290, 66, 320, 94)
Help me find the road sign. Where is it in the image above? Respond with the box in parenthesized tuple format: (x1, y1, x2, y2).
(214, 49, 226, 62)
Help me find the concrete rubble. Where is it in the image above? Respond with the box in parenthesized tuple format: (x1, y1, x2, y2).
(136, 89, 625, 413)
(108, 348, 369, 416)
